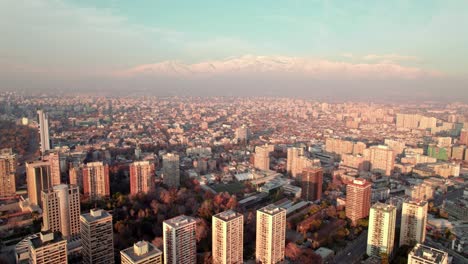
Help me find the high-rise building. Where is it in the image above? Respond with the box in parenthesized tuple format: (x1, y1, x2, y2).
(37, 110, 51, 154)
(69, 165, 83, 192)
(459, 129, 468, 145)
(256, 204, 286, 264)
(162, 153, 180, 188)
(42, 184, 81, 241)
(367, 203, 396, 257)
(130, 161, 155, 195)
(400, 200, 428, 247)
(28, 231, 67, 264)
(384, 139, 406, 155)
(0, 148, 16, 197)
(82, 162, 110, 199)
(366, 145, 395, 176)
(254, 145, 273, 171)
(235, 125, 249, 142)
(301, 167, 323, 201)
(287, 147, 304, 176)
(346, 179, 372, 225)
(44, 152, 61, 186)
(405, 184, 434, 201)
(163, 215, 197, 264)
(26, 161, 52, 206)
(212, 210, 244, 264)
(121, 241, 163, 264)
(80, 209, 114, 264)
(407, 244, 448, 264)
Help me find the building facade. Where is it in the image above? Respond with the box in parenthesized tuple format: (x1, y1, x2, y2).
(130, 161, 155, 195)
(37, 110, 51, 154)
(346, 179, 372, 225)
(80, 209, 114, 264)
(400, 200, 428, 247)
(26, 161, 52, 206)
(301, 167, 323, 201)
(407, 244, 448, 264)
(28, 231, 67, 264)
(212, 210, 244, 264)
(0, 148, 16, 197)
(256, 204, 286, 264)
(42, 184, 81, 241)
(162, 153, 180, 188)
(163, 215, 197, 264)
(82, 162, 110, 199)
(367, 203, 396, 257)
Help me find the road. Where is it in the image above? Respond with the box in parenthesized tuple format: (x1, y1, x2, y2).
(333, 230, 368, 264)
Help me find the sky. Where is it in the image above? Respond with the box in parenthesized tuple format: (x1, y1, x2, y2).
(0, 0, 467, 100)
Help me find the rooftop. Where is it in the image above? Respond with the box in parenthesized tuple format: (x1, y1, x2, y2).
(163, 215, 196, 228)
(409, 243, 448, 263)
(121, 241, 162, 262)
(214, 210, 242, 221)
(30, 231, 65, 250)
(259, 204, 286, 215)
(80, 209, 112, 223)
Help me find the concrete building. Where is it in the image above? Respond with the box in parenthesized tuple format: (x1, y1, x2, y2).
(212, 210, 244, 264)
(366, 145, 395, 176)
(82, 162, 110, 199)
(41, 184, 81, 241)
(367, 203, 396, 257)
(80, 209, 114, 264)
(44, 152, 61, 186)
(256, 204, 286, 264)
(69, 165, 83, 192)
(408, 243, 448, 264)
(400, 200, 428, 247)
(0, 148, 16, 197)
(406, 184, 434, 201)
(163, 215, 197, 264)
(26, 161, 52, 206)
(121, 241, 163, 264)
(130, 161, 155, 195)
(37, 110, 51, 154)
(235, 125, 249, 142)
(28, 231, 67, 264)
(346, 179, 372, 225)
(287, 147, 304, 177)
(254, 145, 273, 171)
(301, 167, 323, 201)
(460, 129, 468, 145)
(162, 153, 180, 188)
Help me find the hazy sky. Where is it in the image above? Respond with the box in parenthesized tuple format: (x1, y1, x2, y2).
(1, 0, 467, 100)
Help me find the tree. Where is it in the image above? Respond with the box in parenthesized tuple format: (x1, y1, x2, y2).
(196, 218, 209, 242)
(284, 242, 301, 260)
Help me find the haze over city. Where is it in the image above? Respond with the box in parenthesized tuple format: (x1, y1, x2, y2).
(1, 0, 467, 100)
(1, 1, 468, 264)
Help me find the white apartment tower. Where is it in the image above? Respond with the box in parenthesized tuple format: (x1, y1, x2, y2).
(28, 231, 67, 264)
(37, 110, 51, 154)
(120, 241, 163, 264)
(212, 210, 244, 264)
(41, 184, 81, 241)
(400, 200, 428, 247)
(367, 203, 397, 257)
(256, 204, 286, 264)
(163, 215, 197, 264)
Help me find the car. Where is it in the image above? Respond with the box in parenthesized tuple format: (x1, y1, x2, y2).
(347, 252, 351, 256)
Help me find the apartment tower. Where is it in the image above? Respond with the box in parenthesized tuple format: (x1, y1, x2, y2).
(80, 209, 114, 264)
(212, 210, 244, 264)
(130, 161, 155, 195)
(256, 204, 286, 264)
(367, 203, 397, 257)
(26, 161, 52, 206)
(82, 162, 110, 199)
(42, 184, 81, 240)
(37, 110, 51, 154)
(0, 148, 16, 197)
(28, 231, 67, 264)
(162, 153, 180, 188)
(120, 241, 163, 264)
(346, 178, 372, 225)
(301, 167, 323, 201)
(163, 215, 197, 264)
(399, 200, 428, 247)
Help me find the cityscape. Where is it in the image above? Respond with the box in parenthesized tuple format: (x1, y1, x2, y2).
(1, 1, 468, 264)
